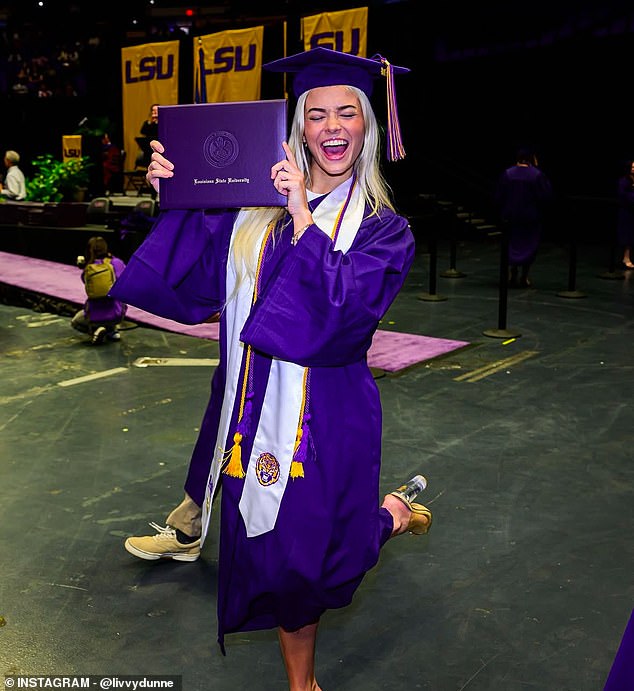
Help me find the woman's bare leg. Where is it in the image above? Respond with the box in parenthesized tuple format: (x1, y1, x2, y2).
(278, 621, 322, 691)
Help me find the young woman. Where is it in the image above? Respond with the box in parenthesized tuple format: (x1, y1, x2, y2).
(113, 48, 431, 691)
(71, 235, 126, 344)
(616, 159, 634, 270)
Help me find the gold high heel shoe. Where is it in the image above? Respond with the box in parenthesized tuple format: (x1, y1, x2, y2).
(390, 476, 433, 535)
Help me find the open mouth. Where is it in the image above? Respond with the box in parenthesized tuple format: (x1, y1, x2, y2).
(321, 139, 349, 158)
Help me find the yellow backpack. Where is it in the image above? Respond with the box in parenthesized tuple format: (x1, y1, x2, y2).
(84, 257, 116, 299)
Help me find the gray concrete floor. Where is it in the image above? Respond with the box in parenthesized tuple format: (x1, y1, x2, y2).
(1, 234, 633, 690)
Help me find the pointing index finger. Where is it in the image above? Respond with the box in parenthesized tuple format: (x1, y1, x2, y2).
(282, 141, 298, 168)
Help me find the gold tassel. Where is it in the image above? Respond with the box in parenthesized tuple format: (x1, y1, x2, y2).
(223, 432, 246, 478)
(290, 428, 305, 479)
(290, 461, 305, 478)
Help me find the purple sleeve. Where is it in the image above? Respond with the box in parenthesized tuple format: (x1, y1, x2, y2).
(240, 210, 415, 367)
(109, 208, 236, 324)
(112, 257, 126, 278)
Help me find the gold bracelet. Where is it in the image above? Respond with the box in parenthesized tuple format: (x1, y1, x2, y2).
(291, 223, 312, 246)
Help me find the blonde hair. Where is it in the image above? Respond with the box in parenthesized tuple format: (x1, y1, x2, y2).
(230, 207, 286, 289)
(231, 85, 395, 284)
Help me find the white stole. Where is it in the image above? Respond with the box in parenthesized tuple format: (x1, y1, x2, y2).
(201, 176, 365, 543)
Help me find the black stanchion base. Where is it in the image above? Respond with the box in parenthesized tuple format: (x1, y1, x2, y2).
(598, 271, 625, 280)
(440, 269, 466, 278)
(482, 328, 522, 339)
(557, 290, 587, 299)
(417, 292, 448, 302)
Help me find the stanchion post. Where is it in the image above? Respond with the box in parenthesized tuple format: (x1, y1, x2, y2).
(440, 236, 467, 279)
(557, 237, 587, 298)
(418, 227, 447, 302)
(440, 212, 466, 279)
(483, 222, 521, 338)
(599, 239, 625, 280)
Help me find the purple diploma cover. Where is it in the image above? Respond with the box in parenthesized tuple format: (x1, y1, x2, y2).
(157, 99, 288, 209)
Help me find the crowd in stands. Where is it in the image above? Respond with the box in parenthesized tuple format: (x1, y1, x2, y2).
(0, 9, 261, 102)
(0, 28, 92, 98)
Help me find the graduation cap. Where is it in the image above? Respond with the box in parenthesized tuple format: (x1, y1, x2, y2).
(264, 46, 410, 161)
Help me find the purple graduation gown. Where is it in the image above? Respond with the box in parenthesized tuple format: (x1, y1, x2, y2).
(110, 199, 415, 649)
(495, 164, 552, 265)
(84, 256, 127, 324)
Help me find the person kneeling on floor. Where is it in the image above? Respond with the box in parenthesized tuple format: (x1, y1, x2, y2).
(71, 236, 127, 345)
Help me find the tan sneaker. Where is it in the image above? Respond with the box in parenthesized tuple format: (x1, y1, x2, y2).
(124, 522, 201, 562)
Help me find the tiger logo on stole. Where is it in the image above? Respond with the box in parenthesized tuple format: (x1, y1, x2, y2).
(256, 452, 280, 486)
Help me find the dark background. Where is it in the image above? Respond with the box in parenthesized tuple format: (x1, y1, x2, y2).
(1, 0, 633, 237)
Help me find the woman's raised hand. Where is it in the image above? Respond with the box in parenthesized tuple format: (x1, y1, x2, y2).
(271, 142, 310, 220)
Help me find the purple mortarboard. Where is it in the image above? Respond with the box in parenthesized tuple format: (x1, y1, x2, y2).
(264, 46, 410, 161)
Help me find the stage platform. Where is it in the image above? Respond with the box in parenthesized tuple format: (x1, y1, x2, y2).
(1, 229, 633, 691)
(0, 193, 157, 265)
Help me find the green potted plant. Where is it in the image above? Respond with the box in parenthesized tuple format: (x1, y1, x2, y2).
(26, 154, 93, 203)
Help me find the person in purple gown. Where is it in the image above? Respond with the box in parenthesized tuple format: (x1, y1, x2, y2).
(494, 147, 553, 287)
(71, 235, 126, 344)
(112, 47, 432, 690)
(616, 159, 634, 270)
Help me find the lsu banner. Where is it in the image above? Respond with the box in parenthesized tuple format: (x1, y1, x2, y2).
(62, 135, 82, 162)
(301, 7, 368, 56)
(194, 26, 264, 104)
(121, 40, 179, 171)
